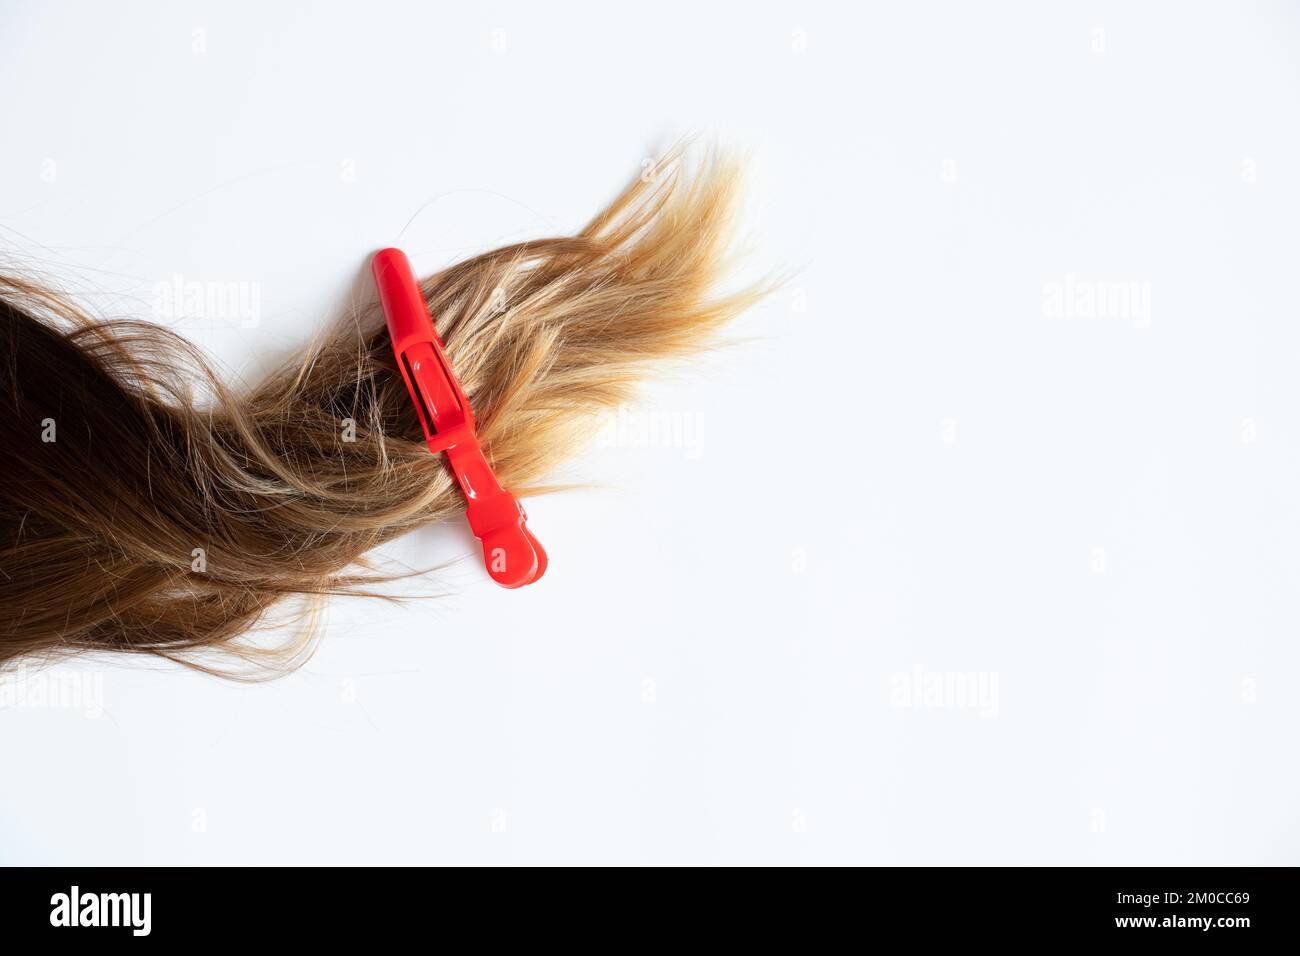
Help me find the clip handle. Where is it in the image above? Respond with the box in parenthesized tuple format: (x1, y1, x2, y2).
(445, 443, 548, 588)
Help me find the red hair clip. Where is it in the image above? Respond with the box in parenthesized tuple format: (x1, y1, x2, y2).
(372, 247, 547, 588)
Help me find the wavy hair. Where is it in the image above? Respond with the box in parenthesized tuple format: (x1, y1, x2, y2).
(0, 148, 764, 678)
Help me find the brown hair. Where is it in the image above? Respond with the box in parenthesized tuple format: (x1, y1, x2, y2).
(0, 148, 765, 678)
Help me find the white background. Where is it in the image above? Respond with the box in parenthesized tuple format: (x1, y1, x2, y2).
(1, 1, 1298, 865)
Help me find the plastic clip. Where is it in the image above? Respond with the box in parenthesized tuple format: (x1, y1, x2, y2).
(372, 247, 547, 588)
